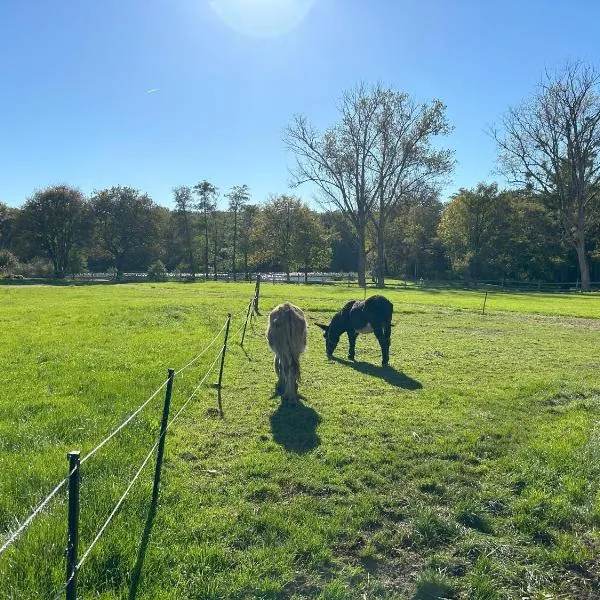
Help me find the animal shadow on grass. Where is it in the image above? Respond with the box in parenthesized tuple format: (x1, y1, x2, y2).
(332, 357, 422, 390)
(270, 398, 321, 454)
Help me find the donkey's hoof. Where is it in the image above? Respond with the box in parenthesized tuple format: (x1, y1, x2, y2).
(382, 361, 389, 368)
(348, 354, 355, 361)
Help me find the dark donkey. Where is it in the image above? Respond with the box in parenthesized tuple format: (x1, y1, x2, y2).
(316, 295, 393, 366)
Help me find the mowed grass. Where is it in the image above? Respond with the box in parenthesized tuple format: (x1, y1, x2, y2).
(0, 282, 599, 599)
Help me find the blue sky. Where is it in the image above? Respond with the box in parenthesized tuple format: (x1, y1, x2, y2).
(2, 0, 600, 209)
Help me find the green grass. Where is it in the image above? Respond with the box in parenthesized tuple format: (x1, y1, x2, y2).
(0, 282, 599, 599)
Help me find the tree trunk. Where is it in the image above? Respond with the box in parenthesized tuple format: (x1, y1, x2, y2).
(53, 256, 65, 279)
(357, 215, 367, 288)
(213, 241, 218, 280)
(375, 220, 385, 288)
(243, 251, 248, 281)
(575, 236, 591, 292)
(183, 212, 195, 280)
(213, 219, 218, 281)
(232, 210, 237, 282)
(357, 241, 366, 288)
(204, 216, 209, 280)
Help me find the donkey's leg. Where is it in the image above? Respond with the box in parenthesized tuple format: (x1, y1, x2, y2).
(347, 330, 358, 361)
(274, 355, 283, 393)
(373, 327, 389, 367)
(289, 359, 300, 403)
(383, 321, 391, 365)
(282, 359, 298, 404)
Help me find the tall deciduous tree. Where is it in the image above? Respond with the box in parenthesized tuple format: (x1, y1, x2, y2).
(90, 186, 160, 276)
(493, 61, 600, 291)
(253, 195, 333, 281)
(226, 184, 250, 280)
(193, 180, 218, 279)
(369, 92, 453, 287)
(286, 83, 453, 287)
(0, 203, 19, 250)
(503, 189, 565, 281)
(385, 189, 445, 279)
(286, 85, 381, 287)
(294, 206, 334, 282)
(239, 204, 258, 280)
(172, 185, 196, 278)
(19, 185, 88, 278)
(438, 183, 511, 279)
(253, 195, 299, 282)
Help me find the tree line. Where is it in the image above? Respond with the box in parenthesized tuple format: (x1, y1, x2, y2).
(0, 179, 597, 286)
(1, 62, 599, 288)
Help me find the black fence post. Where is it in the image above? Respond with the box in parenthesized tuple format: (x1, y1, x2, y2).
(240, 300, 253, 347)
(152, 368, 175, 504)
(66, 451, 80, 600)
(217, 314, 232, 417)
(253, 274, 261, 315)
(482, 291, 488, 315)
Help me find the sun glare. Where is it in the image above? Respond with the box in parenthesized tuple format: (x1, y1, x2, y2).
(209, 0, 317, 38)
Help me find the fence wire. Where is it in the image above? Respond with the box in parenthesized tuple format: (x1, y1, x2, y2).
(232, 299, 254, 340)
(174, 319, 228, 375)
(1, 315, 230, 558)
(0, 377, 168, 557)
(52, 345, 225, 600)
(80, 378, 169, 467)
(170, 346, 224, 427)
(0, 478, 68, 557)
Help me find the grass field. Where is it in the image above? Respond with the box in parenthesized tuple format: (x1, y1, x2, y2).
(0, 282, 599, 599)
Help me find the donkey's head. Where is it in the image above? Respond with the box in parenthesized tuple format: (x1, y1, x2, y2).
(315, 322, 341, 358)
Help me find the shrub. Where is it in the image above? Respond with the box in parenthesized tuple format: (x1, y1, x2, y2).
(18, 257, 54, 278)
(147, 259, 168, 282)
(0, 250, 19, 275)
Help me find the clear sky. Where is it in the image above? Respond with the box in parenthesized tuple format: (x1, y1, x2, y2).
(2, 0, 600, 209)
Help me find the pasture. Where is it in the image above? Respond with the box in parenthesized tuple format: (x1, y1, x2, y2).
(0, 282, 599, 599)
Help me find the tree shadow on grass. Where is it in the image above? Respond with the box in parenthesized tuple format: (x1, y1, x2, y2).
(127, 496, 158, 600)
(332, 357, 422, 390)
(270, 398, 321, 454)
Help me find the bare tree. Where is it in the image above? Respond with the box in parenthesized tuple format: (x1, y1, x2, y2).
(369, 92, 453, 286)
(286, 83, 453, 287)
(285, 84, 381, 287)
(226, 184, 250, 280)
(493, 61, 600, 291)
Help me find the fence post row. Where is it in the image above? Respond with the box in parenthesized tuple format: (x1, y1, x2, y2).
(10, 309, 257, 598)
(152, 368, 175, 504)
(65, 451, 80, 600)
(217, 314, 232, 417)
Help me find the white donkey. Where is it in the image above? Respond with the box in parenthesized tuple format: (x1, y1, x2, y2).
(266, 302, 308, 403)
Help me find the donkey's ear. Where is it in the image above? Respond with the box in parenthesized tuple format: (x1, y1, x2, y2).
(315, 323, 329, 332)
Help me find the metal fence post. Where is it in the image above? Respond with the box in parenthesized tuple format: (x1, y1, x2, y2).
(240, 300, 253, 347)
(482, 291, 488, 315)
(152, 368, 175, 504)
(66, 451, 80, 600)
(217, 314, 232, 417)
(253, 274, 261, 315)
